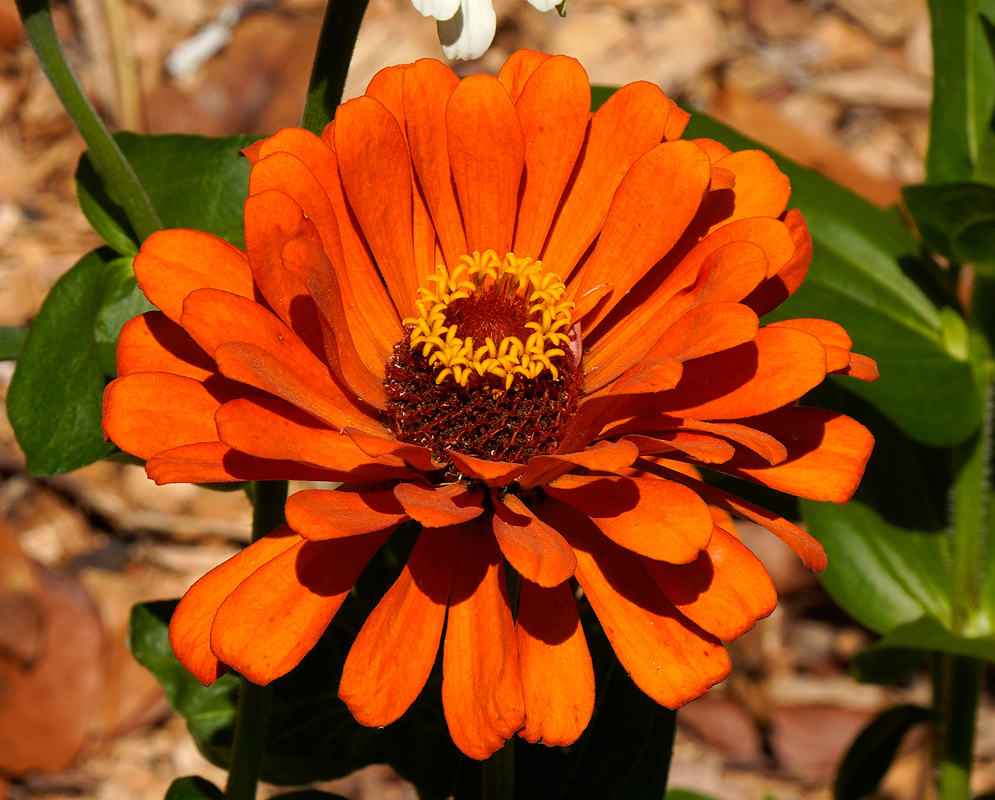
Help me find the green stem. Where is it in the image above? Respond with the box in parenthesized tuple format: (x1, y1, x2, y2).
(947, 379, 992, 633)
(15, 0, 161, 241)
(300, 0, 370, 134)
(481, 742, 514, 800)
(224, 480, 288, 800)
(933, 653, 983, 800)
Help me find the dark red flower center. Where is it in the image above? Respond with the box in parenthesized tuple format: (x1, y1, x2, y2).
(383, 251, 581, 477)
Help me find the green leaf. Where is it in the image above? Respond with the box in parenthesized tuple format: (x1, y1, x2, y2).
(834, 705, 930, 800)
(7, 249, 138, 475)
(0, 326, 27, 360)
(801, 388, 952, 636)
(128, 601, 239, 745)
(77, 132, 260, 252)
(163, 776, 226, 800)
(806, 499, 952, 635)
(925, 0, 995, 184)
(904, 182, 995, 272)
(857, 616, 995, 663)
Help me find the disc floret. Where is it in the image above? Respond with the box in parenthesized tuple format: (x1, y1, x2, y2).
(404, 251, 573, 390)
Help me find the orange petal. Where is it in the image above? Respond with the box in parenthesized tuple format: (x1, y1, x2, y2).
(339, 525, 459, 726)
(642, 525, 776, 641)
(447, 74, 525, 256)
(743, 209, 812, 316)
(210, 530, 392, 685)
(606, 356, 685, 396)
(492, 494, 576, 587)
(643, 216, 797, 322)
(343, 428, 443, 473)
(117, 311, 214, 381)
(692, 150, 791, 239)
(497, 49, 553, 101)
(133, 229, 254, 325)
(835, 351, 879, 382)
(766, 318, 852, 372)
(663, 96, 690, 139)
(516, 580, 594, 746)
(335, 96, 419, 317)
(393, 482, 485, 527)
(571, 284, 613, 324)
(403, 59, 466, 269)
(145, 441, 350, 485)
(248, 152, 343, 269)
(656, 326, 827, 420)
(543, 474, 713, 563)
(214, 397, 412, 479)
(670, 418, 788, 465)
(242, 189, 325, 356)
(538, 498, 731, 708)
(518, 439, 640, 490)
(103, 373, 225, 459)
(512, 56, 591, 258)
(446, 450, 525, 487)
(365, 64, 438, 285)
(442, 520, 525, 759)
(638, 459, 827, 570)
(570, 140, 712, 329)
(715, 406, 875, 503)
(212, 340, 382, 435)
(285, 488, 408, 540)
(281, 237, 388, 405)
(623, 432, 736, 464)
(543, 81, 674, 278)
(693, 138, 731, 161)
(169, 525, 302, 685)
(647, 302, 759, 362)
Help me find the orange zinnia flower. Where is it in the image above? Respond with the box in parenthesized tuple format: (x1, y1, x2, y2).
(103, 51, 877, 760)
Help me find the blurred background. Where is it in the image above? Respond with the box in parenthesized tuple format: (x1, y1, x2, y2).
(0, 0, 953, 798)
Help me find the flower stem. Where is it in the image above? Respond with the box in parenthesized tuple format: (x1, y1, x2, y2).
(224, 480, 288, 800)
(933, 653, 983, 800)
(481, 742, 514, 800)
(15, 0, 161, 242)
(300, 0, 370, 135)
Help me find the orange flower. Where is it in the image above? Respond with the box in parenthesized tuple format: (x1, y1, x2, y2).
(103, 51, 877, 760)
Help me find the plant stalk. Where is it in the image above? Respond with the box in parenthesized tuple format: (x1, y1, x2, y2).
(223, 480, 288, 800)
(933, 653, 983, 800)
(300, 0, 370, 134)
(15, 0, 161, 241)
(481, 742, 515, 800)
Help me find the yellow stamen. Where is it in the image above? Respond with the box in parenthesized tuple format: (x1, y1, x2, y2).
(403, 250, 574, 389)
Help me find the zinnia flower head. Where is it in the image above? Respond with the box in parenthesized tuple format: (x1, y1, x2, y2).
(413, 0, 560, 60)
(103, 51, 878, 760)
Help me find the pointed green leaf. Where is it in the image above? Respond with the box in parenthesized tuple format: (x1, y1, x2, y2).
(163, 776, 226, 800)
(925, 0, 995, 184)
(903, 182, 995, 273)
(0, 326, 27, 361)
(834, 705, 930, 800)
(856, 616, 995, 664)
(76, 132, 260, 253)
(7, 249, 137, 475)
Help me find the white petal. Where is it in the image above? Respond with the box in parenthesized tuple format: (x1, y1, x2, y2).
(527, 0, 560, 10)
(411, 0, 461, 20)
(438, 0, 496, 60)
